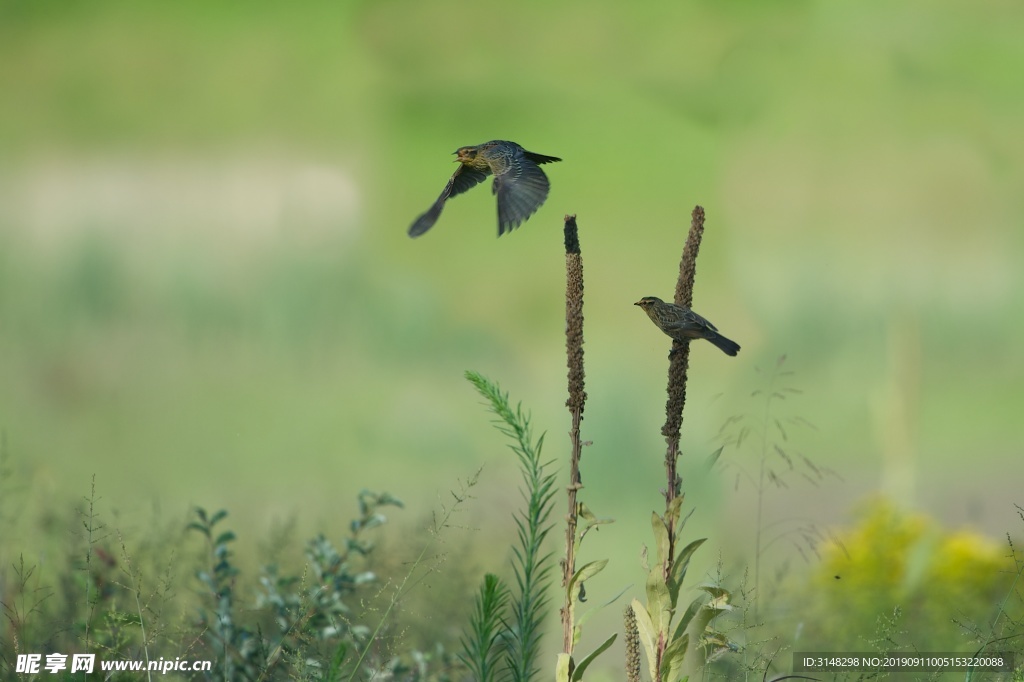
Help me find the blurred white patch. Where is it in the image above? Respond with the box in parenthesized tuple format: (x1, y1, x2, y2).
(0, 156, 361, 252)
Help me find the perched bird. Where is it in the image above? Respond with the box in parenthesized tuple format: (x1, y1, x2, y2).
(634, 296, 740, 357)
(408, 140, 561, 237)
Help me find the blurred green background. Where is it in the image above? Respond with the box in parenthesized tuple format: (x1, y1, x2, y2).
(1, 0, 1022, 668)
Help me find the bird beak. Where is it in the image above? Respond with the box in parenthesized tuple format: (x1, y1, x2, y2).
(633, 300, 642, 306)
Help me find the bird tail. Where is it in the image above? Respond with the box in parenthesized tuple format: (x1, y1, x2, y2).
(524, 152, 562, 165)
(707, 331, 740, 356)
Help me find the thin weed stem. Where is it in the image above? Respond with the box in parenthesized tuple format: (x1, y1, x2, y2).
(346, 475, 478, 682)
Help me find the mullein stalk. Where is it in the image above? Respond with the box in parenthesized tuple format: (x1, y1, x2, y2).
(561, 215, 586, 655)
(661, 206, 705, 569)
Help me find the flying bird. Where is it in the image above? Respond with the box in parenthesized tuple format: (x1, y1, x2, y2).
(408, 140, 561, 237)
(634, 296, 740, 357)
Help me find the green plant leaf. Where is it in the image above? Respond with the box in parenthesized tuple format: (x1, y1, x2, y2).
(703, 446, 724, 472)
(571, 634, 617, 682)
(665, 495, 685, 528)
(326, 642, 349, 682)
(673, 595, 704, 642)
(186, 522, 210, 538)
(556, 653, 572, 682)
(696, 583, 731, 609)
(668, 538, 706, 603)
(630, 598, 659, 682)
(214, 531, 236, 546)
(700, 629, 739, 663)
(578, 503, 599, 524)
(660, 631, 690, 682)
(651, 512, 670, 567)
(645, 563, 672, 632)
(681, 586, 734, 675)
(568, 559, 608, 602)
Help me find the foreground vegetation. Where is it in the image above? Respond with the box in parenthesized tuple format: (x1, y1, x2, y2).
(3, 215, 1021, 681)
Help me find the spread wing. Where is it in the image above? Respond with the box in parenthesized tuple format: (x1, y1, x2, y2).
(492, 158, 551, 236)
(448, 165, 489, 198)
(408, 165, 489, 238)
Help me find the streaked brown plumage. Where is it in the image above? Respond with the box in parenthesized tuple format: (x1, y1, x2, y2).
(408, 140, 561, 237)
(634, 296, 740, 357)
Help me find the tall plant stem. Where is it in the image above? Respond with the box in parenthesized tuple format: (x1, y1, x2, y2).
(562, 215, 586, 655)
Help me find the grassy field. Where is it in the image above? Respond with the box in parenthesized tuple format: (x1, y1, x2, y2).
(1, 0, 1023, 678)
